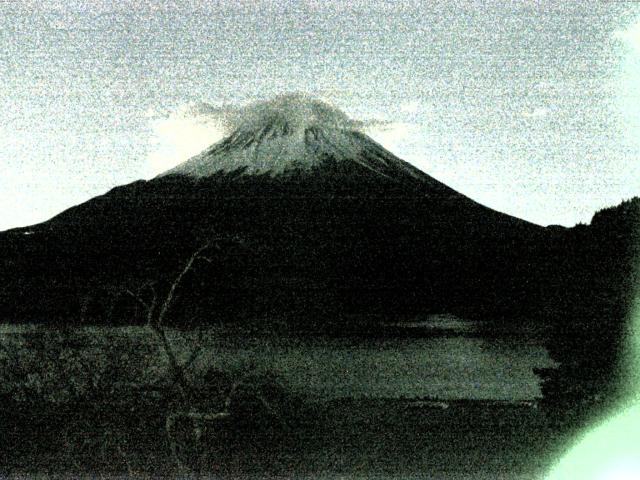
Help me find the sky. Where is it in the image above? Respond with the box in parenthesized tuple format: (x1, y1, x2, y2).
(1, 0, 640, 230)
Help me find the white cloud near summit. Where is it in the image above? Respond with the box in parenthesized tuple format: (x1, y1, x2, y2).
(614, 18, 640, 52)
(400, 100, 421, 114)
(146, 102, 232, 175)
(364, 121, 416, 151)
(146, 96, 418, 175)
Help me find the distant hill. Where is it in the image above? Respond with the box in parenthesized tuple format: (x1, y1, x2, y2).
(536, 197, 640, 416)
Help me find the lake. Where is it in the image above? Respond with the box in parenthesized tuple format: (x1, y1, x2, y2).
(0, 315, 556, 402)
(0, 318, 560, 478)
(195, 333, 555, 401)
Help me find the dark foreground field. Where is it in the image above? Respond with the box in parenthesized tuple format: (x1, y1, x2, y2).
(0, 398, 566, 479)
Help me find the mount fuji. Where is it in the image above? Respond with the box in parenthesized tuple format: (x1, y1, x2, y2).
(0, 96, 570, 328)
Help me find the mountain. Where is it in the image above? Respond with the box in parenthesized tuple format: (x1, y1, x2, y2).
(0, 96, 597, 331)
(0, 96, 549, 327)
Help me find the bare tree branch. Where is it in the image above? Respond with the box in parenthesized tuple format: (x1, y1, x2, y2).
(114, 235, 238, 472)
(146, 285, 158, 326)
(150, 322, 192, 398)
(155, 242, 211, 329)
(131, 241, 221, 400)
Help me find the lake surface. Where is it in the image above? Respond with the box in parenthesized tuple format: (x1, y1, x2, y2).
(0, 316, 556, 402)
(197, 334, 555, 401)
(0, 320, 559, 478)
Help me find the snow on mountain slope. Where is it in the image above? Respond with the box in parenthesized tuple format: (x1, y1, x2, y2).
(161, 95, 430, 184)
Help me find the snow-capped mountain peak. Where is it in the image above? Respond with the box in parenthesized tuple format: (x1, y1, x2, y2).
(162, 95, 428, 183)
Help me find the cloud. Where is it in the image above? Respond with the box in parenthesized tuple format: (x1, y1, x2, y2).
(233, 93, 360, 132)
(614, 18, 640, 53)
(363, 121, 416, 150)
(146, 102, 233, 175)
(47, 12, 130, 33)
(521, 107, 550, 119)
(400, 100, 421, 114)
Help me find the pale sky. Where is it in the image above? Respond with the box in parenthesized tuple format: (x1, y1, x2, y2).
(2, 0, 640, 230)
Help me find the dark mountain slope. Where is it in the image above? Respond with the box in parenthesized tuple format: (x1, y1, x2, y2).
(0, 170, 544, 327)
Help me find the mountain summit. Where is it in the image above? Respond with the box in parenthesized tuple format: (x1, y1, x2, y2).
(163, 95, 428, 184)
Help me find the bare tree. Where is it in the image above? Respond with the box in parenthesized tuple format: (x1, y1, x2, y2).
(122, 239, 248, 473)
(122, 236, 284, 473)
(124, 241, 217, 400)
